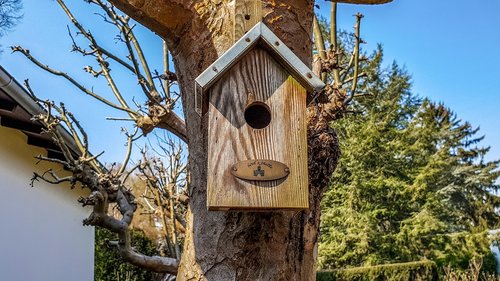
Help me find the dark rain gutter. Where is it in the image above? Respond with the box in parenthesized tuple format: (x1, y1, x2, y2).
(0, 65, 80, 155)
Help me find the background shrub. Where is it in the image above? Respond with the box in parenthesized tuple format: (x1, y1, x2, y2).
(317, 260, 438, 281)
(95, 227, 158, 281)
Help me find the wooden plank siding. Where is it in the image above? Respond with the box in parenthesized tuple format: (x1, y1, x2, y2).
(234, 0, 264, 42)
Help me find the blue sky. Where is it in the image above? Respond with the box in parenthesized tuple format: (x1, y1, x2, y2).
(317, 0, 500, 163)
(0, 0, 499, 164)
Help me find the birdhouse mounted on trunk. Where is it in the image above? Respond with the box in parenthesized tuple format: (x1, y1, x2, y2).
(195, 22, 325, 210)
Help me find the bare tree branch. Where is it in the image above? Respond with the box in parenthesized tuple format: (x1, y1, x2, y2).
(313, 14, 327, 82)
(13, 47, 137, 115)
(330, 2, 341, 86)
(344, 13, 364, 106)
(27, 95, 180, 274)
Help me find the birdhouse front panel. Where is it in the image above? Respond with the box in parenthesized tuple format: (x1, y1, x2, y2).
(207, 47, 309, 210)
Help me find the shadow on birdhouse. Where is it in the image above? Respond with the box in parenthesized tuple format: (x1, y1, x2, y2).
(195, 22, 325, 210)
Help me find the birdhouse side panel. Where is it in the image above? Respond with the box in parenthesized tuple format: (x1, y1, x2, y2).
(207, 47, 308, 210)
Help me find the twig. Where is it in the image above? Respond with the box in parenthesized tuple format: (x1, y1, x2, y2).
(12, 46, 137, 115)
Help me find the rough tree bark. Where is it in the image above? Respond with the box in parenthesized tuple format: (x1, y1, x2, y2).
(102, 0, 385, 280)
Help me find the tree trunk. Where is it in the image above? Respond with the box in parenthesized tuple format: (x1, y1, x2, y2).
(107, 1, 340, 280)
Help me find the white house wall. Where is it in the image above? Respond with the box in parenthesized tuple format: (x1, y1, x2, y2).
(0, 125, 94, 281)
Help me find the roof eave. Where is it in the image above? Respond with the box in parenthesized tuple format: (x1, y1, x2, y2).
(194, 22, 325, 94)
(0, 65, 80, 156)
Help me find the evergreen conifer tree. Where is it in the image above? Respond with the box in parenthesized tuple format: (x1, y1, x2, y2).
(319, 48, 499, 271)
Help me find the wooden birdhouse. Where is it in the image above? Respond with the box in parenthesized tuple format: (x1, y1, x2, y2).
(195, 22, 325, 210)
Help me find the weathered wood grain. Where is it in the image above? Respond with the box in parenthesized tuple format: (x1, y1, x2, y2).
(234, 0, 263, 42)
(207, 47, 308, 210)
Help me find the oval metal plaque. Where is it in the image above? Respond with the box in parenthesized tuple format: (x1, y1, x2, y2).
(231, 160, 290, 181)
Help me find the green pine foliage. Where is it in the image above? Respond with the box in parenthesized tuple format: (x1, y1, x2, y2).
(95, 227, 158, 281)
(318, 47, 500, 272)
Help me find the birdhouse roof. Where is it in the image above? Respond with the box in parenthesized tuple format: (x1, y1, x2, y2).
(195, 22, 325, 94)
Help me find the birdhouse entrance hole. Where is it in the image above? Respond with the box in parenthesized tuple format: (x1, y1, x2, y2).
(244, 101, 271, 129)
